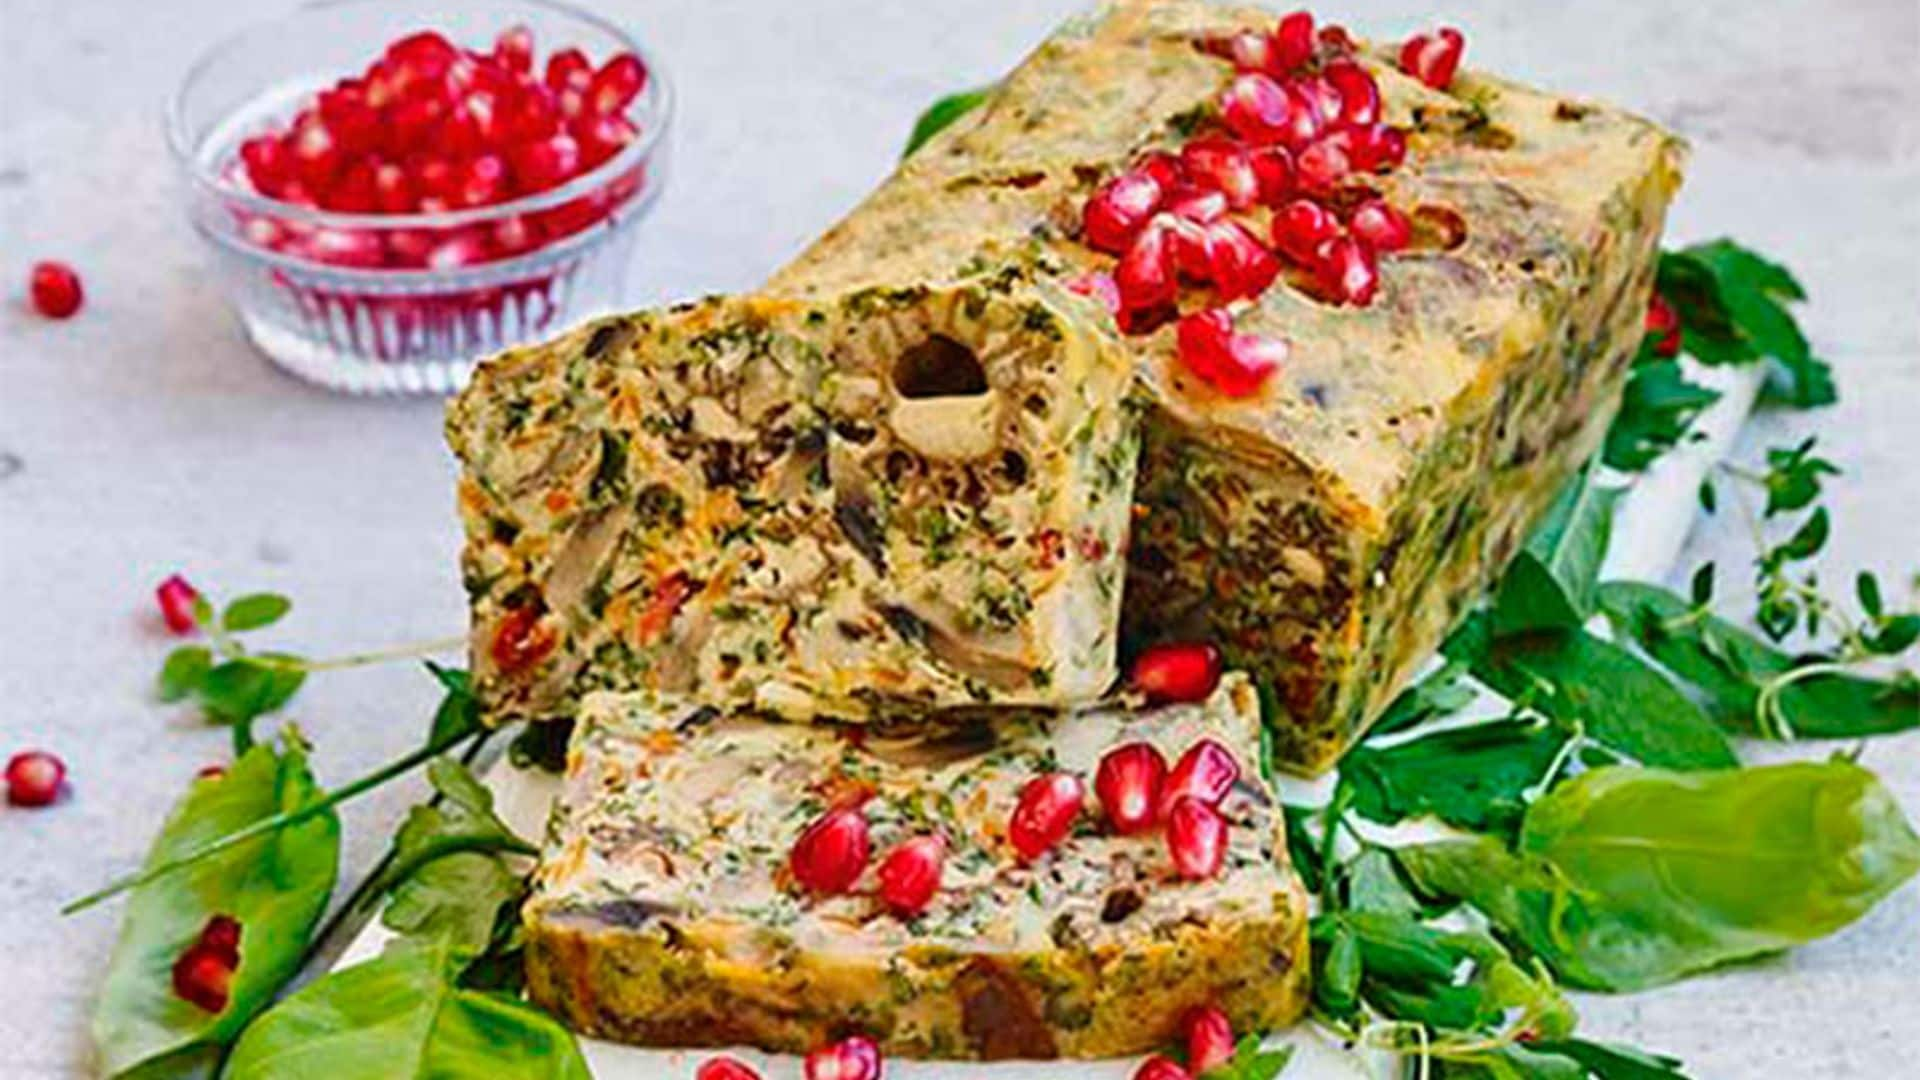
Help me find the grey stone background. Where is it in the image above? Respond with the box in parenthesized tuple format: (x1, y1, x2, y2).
(2, 0, 1915, 1075)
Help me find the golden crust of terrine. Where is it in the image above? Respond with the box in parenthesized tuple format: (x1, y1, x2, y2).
(523, 675, 1310, 1058)
(448, 271, 1139, 726)
(765, 0, 1686, 770)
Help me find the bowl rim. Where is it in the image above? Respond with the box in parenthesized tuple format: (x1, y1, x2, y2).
(163, 0, 674, 233)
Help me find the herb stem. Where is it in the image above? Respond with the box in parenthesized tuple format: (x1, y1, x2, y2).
(63, 725, 482, 915)
(247, 636, 467, 674)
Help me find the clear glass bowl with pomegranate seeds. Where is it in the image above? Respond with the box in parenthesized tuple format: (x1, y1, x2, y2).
(166, 0, 671, 394)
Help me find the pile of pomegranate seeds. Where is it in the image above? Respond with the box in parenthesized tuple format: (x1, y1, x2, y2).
(803, 1035, 882, 1080)
(232, 26, 649, 269)
(1090, 737, 1242, 882)
(1128, 641, 1225, 704)
(5, 750, 67, 807)
(1074, 11, 1461, 397)
(28, 261, 84, 319)
(694, 1057, 762, 1080)
(171, 914, 243, 1013)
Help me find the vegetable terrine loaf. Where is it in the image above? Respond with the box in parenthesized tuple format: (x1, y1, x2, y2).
(523, 674, 1309, 1058)
(764, 0, 1686, 771)
(448, 273, 1139, 725)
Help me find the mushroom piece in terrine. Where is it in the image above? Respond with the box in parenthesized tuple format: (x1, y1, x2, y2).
(523, 674, 1309, 1058)
(763, 0, 1687, 771)
(447, 273, 1139, 726)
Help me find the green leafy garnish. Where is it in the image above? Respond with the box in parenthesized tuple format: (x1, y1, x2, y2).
(374, 759, 536, 959)
(902, 86, 994, 157)
(222, 593, 293, 633)
(1603, 359, 1720, 472)
(1344, 718, 1569, 835)
(92, 737, 339, 1077)
(224, 937, 592, 1079)
(1492, 463, 1622, 634)
(1655, 240, 1834, 406)
(1398, 761, 1920, 991)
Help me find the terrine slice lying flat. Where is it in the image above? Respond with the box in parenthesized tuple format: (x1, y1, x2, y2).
(523, 674, 1309, 1058)
(447, 271, 1139, 726)
(764, 0, 1686, 772)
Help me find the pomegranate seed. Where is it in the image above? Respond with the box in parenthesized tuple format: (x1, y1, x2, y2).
(426, 230, 492, 270)
(1271, 198, 1340, 265)
(1165, 739, 1243, 812)
(696, 1058, 763, 1080)
(1166, 796, 1229, 880)
(546, 47, 593, 92)
(197, 914, 243, 964)
(804, 1036, 881, 1080)
(1185, 1005, 1237, 1075)
(1133, 151, 1184, 191)
(317, 84, 380, 155)
(1350, 199, 1412, 253)
(1248, 146, 1294, 206)
(1083, 169, 1166, 254)
(288, 113, 341, 190)
(1130, 642, 1225, 703)
(432, 108, 486, 160)
(1008, 772, 1085, 862)
(389, 95, 447, 150)
(1095, 742, 1167, 835)
(1323, 61, 1382, 128)
(372, 161, 416, 212)
(490, 605, 555, 673)
(171, 944, 234, 1013)
(574, 112, 639, 167)
(28, 261, 84, 319)
(5, 751, 66, 807)
(1401, 28, 1466, 91)
(1115, 220, 1177, 313)
(876, 834, 946, 916)
(1314, 236, 1381, 306)
(196, 764, 228, 781)
(1273, 11, 1317, 72)
(1295, 137, 1352, 194)
(1200, 221, 1280, 301)
(492, 215, 539, 257)
(454, 153, 508, 208)
(324, 158, 379, 213)
(1345, 123, 1408, 173)
(1318, 24, 1359, 59)
(1219, 30, 1278, 75)
(1165, 186, 1228, 225)
(303, 228, 387, 269)
(504, 87, 562, 143)
(1135, 1055, 1194, 1080)
(1180, 137, 1260, 210)
(156, 575, 201, 634)
(387, 30, 458, 73)
(494, 25, 534, 75)
(1174, 310, 1284, 398)
(240, 135, 290, 195)
(790, 805, 871, 894)
(1647, 293, 1682, 356)
(588, 53, 646, 116)
(1065, 270, 1122, 315)
(508, 133, 582, 193)
(1165, 213, 1214, 282)
(1220, 73, 1293, 145)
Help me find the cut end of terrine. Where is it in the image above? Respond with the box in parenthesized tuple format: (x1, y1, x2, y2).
(448, 267, 1140, 726)
(523, 674, 1310, 1058)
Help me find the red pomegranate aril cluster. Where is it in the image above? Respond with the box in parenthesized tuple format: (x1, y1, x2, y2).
(172, 914, 243, 1013)
(1089, 735, 1241, 882)
(233, 25, 648, 270)
(1132, 1006, 1240, 1080)
(5, 751, 66, 807)
(28, 261, 84, 319)
(803, 1035, 882, 1080)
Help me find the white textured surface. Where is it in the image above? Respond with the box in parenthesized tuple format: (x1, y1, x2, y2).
(1, 1, 1916, 1077)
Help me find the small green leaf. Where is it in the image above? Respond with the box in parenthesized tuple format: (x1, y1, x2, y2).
(1397, 761, 1920, 991)
(1857, 572, 1885, 619)
(1281, 805, 1326, 896)
(1688, 563, 1715, 607)
(1372, 659, 1478, 737)
(1209, 1035, 1296, 1080)
(1493, 463, 1623, 634)
(902, 86, 995, 157)
(424, 663, 481, 746)
(1761, 438, 1839, 517)
(1531, 1038, 1692, 1079)
(1867, 615, 1920, 656)
(1657, 240, 1834, 408)
(1604, 360, 1720, 472)
(91, 739, 340, 1076)
(198, 657, 307, 726)
(374, 760, 535, 960)
(157, 646, 213, 703)
(222, 593, 292, 633)
(1697, 478, 1717, 514)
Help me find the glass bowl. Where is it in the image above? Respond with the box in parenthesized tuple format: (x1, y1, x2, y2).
(166, 0, 672, 394)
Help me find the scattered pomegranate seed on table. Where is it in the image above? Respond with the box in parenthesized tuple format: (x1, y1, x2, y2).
(1095, 742, 1169, 835)
(803, 1035, 882, 1080)
(5, 751, 67, 807)
(1400, 27, 1467, 90)
(694, 1057, 763, 1080)
(1165, 796, 1229, 880)
(28, 261, 83, 319)
(155, 575, 200, 635)
(789, 805, 871, 895)
(1134, 1053, 1195, 1080)
(1185, 1004, 1238, 1075)
(1008, 772, 1086, 862)
(875, 834, 946, 916)
(1129, 641, 1225, 703)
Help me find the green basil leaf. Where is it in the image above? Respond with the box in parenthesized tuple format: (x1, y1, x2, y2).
(1436, 1043, 1587, 1080)
(1281, 804, 1326, 896)
(92, 739, 340, 1076)
(1344, 719, 1566, 835)
(197, 657, 307, 726)
(157, 646, 213, 703)
(1208, 1035, 1296, 1080)
(1531, 1038, 1692, 1079)
(1658, 241, 1834, 407)
(1493, 463, 1623, 635)
(1603, 359, 1720, 472)
(1471, 628, 1738, 770)
(221, 593, 292, 633)
(1372, 658, 1478, 736)
(375, 760, 534, 959)
(902, 86, 994, 157)
(225, 938, 591, 1079)
(1398, 761, 1920, 991)
(1600, 581, 1918, 737)
(1344, 847, 1423, 916)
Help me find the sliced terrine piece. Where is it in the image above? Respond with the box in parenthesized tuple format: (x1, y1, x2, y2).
(763, 0, 1687, 771)
(523, 674, 1309, 1058)
(447, 272, 1139, 726)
